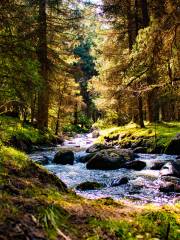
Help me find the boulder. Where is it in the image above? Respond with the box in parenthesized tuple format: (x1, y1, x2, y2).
(86, 149, 134, 170)
(159, 182, 180, 193)
(76, 181, 103, 191)
(160, 176, 180, 193)
(86, 143, 111, 153)
(123, 160, 146, 171)
(161, 176, 180, 184)
(78, 153, 95, 163)
(53, 149, 74, 165)
(160, 160, 180, 178)
(165, 133, 180, 155)
(150, 161, 165, 170)
(35, 156, 49, 165)
(133, 147, 148, 154)
(111, 177, 129, 187)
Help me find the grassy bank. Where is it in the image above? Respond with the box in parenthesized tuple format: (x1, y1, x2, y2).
(0, 116, 57, 151)
(0, 145, 180, 239)
(97, 122, 180, 153)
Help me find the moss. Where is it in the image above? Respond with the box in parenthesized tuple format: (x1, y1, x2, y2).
(0, 116, 55, 148)
(97, 121, 180, 153)
(0, 145, 29, 169)
(76, 182, 103, 191)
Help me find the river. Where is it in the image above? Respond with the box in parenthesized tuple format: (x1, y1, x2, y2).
(29, 133, 179, 205)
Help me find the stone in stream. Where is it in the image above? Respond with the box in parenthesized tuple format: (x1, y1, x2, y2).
(123, 160, 146, 171)
(53, 149, 74, 165)
(165, 133, 180, 155)
(86, 143, 111, 153)
(86, 149, 134, 170)
(37, 156, 49, 165)
(76, 181, 104, 191)
(160, 160, 180, 178)
(133, 147, 148, 154)
(78, 153, 95, 163)
(111, 177, 129, 187)
(159, 182, 180, 193)
(150, 161, 165, 170)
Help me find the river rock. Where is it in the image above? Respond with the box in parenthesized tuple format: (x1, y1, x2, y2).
(86, 143, 111, 153)
(160, 160, 180, 178)
(123, 160, 146, 171)
(86, 149, 134, 170)
(165, 133, 180, 155)
(161, 176, 180, 184)
(76, 181, 103, 191)
(159, 182, 180, 193)
(133, 147, 148, 154)
(111, 177, 129, 187)
(53, 149, 74, 165)
(150, 161, 165, 170)
(78, 153, 95, 163)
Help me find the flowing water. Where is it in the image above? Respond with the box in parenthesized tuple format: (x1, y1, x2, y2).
(29, 133, 179, 205)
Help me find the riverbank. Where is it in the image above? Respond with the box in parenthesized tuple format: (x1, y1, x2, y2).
(97, 122, 180, 154)
(1, 146, 180, 240)
(0, 116, 64, 152)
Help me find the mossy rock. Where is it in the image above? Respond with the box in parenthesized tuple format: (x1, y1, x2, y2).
(123, 160, 146, 171)
(76, 181, 104, 191)
(86, 143, 111, 153)
(53, 149, 74, 165)
(165, 133, 180, 155)
(86, 149, 134, 170)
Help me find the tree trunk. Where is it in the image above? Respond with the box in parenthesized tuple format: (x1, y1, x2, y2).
(147, 92, 154, 122)
(74, 102, 78, 125)
(140, 0, 149, 27)
(55, 104, 61, 135)
(127, 1, 136, 50)
(138, 95, 145, 128)
(31, 93, 36, 125)
(37, 0, 49, 130)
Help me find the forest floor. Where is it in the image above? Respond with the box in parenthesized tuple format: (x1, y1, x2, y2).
(1, 117, 180, 239)
(97, 121, 180, 154)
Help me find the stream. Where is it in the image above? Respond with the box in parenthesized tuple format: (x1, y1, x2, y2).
(29, 133, 179, 205)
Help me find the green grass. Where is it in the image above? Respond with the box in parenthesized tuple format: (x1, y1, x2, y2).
(0, 116, 55, 146)
(97, 121, 180, 151)
(88, 206, 180, 240)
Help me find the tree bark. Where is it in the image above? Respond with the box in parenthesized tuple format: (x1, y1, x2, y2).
(140, 0, 149, 27)
(37, 0, 49, 130)
(138, 95, 145, 128)
(55, 104, 61, 135)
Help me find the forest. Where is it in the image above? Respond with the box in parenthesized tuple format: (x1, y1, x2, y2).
(0, 0, 180, 240)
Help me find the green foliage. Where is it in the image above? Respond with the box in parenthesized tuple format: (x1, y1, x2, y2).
(0, 145, 29, 169)
(63, 124, 89, 134)
(38, 204, 69, 240)
(136, 209, 180, 240)
(88, 207, 180, 240)
(0, 116, 54, 145)
(97, 121, 180, 151)
(74, 39, 97, 79)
